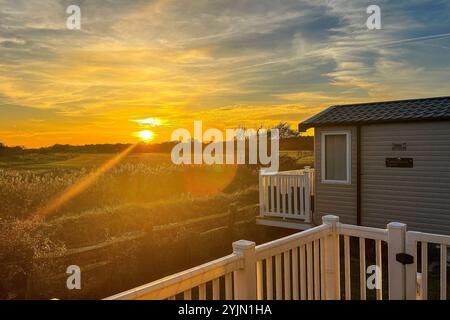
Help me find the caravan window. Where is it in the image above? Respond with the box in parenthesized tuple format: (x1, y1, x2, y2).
(321, 131, 351, 184)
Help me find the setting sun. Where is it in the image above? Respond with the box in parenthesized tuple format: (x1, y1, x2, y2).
(137, 130, 154, 142)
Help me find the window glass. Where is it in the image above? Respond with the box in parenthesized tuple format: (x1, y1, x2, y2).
(325, 134, 347, 181)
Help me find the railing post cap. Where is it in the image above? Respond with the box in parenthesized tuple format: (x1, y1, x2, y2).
(232, 240, 255, 251)
(387, 222, 407, 229)
(322, 215, 339, 225)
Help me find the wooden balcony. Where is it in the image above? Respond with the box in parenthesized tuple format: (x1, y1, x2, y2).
(105, 214, 450, 300)
(257, 167, 315, 230)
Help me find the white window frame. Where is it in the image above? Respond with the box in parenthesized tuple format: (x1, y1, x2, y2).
(321, 130, 351, 184)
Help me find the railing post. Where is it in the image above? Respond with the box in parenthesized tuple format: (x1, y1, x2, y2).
(304, 166, 311, 223)
(259, 169, 264, 217)
(322, 215, 340, 300)
(405, 231, 418, 300)
(387, 222, 407, 300)
(233, 240, 257, 299)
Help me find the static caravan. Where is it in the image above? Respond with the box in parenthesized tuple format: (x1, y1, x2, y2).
(298, 96, 450, 235)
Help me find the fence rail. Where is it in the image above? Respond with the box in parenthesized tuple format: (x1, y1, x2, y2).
(259, 167, 314, 222)
(105, 252, 242, 300)
(106, 215, 450, 300)
(406, 230, 450, 300)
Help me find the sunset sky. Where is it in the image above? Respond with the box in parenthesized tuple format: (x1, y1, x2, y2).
(1, 0, 449, 147)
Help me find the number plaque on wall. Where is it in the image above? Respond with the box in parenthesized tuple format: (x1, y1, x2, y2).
(385, 158, 413, 168)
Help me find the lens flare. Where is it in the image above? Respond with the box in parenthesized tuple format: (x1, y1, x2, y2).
(32, 144, 136, 220)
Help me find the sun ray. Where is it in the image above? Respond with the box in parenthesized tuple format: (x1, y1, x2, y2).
(32, 144, 136, 221)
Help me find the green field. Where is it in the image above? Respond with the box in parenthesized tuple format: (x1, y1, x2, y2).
(0, 150, 313, 299)
(0, 152, 172, 170)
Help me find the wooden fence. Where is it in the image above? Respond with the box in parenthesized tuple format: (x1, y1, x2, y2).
(259, 167, 314, 222)
(106, 214, 450, 300)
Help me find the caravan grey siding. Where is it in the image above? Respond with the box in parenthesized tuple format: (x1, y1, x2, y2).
(314, 126, 358, 225)
(361, 121, 450, 235)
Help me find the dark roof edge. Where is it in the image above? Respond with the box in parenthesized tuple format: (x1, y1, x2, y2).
(298, 105, 336, 132)
(299, 116, 450, 132)
(328, 95, 450, 109)
(298, 95, 450, 132)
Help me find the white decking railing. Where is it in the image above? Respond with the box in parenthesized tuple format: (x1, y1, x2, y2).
(259, 167, 314, 222)
(106, 214, 450, 300)
(406, 230, 450, 300)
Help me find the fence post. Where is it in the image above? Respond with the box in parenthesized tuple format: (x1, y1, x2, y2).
(322, 215, 340, 300)
(304, 166, 311, 223)
(405, 233, 418, 300)
(233, 240, 257, 299)
(387, 222, 407, 300)
(259, 169, 264, 217)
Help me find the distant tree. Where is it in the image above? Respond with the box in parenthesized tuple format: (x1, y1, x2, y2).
(271, 122, 299, 139)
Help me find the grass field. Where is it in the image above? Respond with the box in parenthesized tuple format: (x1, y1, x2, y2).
(0, 150, 313, 299)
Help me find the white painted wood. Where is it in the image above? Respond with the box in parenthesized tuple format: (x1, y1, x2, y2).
(292, 248, 299, 300)
(282, 177, 286, 215)
(339, 224, 388, 241)
(266, 258, 273, 300)
(276, 175, 281, 214)
(300, 244, 307, 300)
(320, 238, 326, 299)
(265, 176, 269, 214)
(259, 171, 264, 216)
(288, 177, 293, 215)
(421, 242, 428, 300)
(283, 251, 291, 300)
(271, 176, 275, 213)
(183, 289, 191, 300)
(387, 222, 406, 300)
(406, 231, 450, 300)
(322, 215, 340, 300)
(344, 235, 351, 300)
(225, 273, 232, 300)
(105, 253, 242, 300)
(212, 278, 220, 300)
(199, 283, 206, 300)
(233, 240, 257, 300)
(304, 167, 311, 223)
(440, 244, 447, 300)
(405, 236, 418, 300)
(256, 260, 263, 300)
(307, 241, 313, 300)
(375, 239, 383, 300)
(359, 238, 366, 300)
(255, 224, 329, 261)
(299, 176, 304, 217)
(314, 240, 320, 300)
(108, 214, 450, 301)
(293, 176, 298, 216)
(275, 254, 282, 300)
(258, 169, 315, 222)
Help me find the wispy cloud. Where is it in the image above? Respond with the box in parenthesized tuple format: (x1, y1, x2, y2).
(0, 0, 449, 146)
